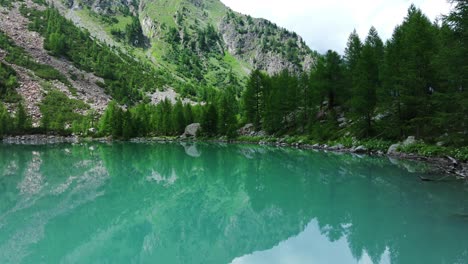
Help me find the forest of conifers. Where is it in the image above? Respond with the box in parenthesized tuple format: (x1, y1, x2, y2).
(0, 2, 466, 149)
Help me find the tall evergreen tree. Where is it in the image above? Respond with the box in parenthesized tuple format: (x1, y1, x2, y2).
(351, 27, 384, 137)
(0, 103, 12, 136)
(344, 29, 363, 92)
(242, 69, 267, 129)
(382, 5, 439, 138)
(202, 104, 218, 136)
(172, 100, 186, 135)
(217, 86, 238, 137)
(15, 102, 30, 133)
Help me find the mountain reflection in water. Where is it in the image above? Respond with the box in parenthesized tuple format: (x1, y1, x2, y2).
(0, 142, 467, 264)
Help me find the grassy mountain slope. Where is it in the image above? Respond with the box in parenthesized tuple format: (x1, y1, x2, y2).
(52, 0, 316, 90)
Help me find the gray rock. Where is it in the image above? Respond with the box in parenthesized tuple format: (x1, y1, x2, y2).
(330, 144, 344, 150)
(238, 123, 255, 136)
(354, 145, 368, 153)
(387, 143, 401, 155)
(402, 136, 416, 146)
(182, 123, 201, 138)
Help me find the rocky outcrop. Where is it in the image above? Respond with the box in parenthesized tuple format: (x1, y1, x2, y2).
(64, 0, 137, 15)
(387, 136, 417, 155)
(237, 123, 255, 136)
(219, 16, 314, 75)
(181, 123, 201, 138)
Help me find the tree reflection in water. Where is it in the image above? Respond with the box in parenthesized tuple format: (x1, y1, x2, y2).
(0, 143, 467, 264)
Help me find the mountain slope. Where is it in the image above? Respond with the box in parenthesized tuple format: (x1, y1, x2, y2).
(0, 0, 317, 128)
(53, 0, 316, 83)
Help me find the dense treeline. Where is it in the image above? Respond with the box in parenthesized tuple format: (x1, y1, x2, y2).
(241, 4, 467, 146)
(93, 84, 239, 139)
(0, 102, 31, 136)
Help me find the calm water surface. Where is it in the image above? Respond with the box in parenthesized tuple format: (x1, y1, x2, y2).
(0, 142, 467, 264)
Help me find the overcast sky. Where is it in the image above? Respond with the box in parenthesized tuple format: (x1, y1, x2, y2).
(219, 0, 452, 54)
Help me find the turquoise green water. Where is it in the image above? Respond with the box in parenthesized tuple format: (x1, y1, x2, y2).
(0, 143, 467, 264)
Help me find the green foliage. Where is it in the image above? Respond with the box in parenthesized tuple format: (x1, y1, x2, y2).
(22, 7, 166, 104)
(217, 86, 238, 138)
(202, 104, 218, 136)
(359, 139, 393, 152)
(350, 27, 384, 137)
(0, 0, 13, 8)
(15, 102, 31, 134)
(0, 62, 19, 102)
(124, 16, 146, 47)
(97, 99, 216, 138)
(39, 90, 89, 133)
(242, 69, 267, 129)
(381, 5, 440, 139)
(0, 102, 13, 136)
(172, 100, 186, 135)
(0, 31, 69, 85)
(398, 143, 468, 161)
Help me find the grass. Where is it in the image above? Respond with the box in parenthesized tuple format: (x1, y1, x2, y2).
(398, 143, 468, 161)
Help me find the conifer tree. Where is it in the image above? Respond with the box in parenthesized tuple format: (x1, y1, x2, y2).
(242, 69, 266, 129)
(172, 100, 186, 135)
(15, 102, 30, 134)
(202, 104, 218, 136)
(351, 27, 383, 137)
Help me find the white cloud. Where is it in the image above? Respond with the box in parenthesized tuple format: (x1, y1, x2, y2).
(220, 0, 452, 53)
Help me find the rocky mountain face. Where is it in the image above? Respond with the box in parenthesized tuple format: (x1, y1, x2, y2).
(219, 12, 315, 74)
(56, 0, 315, 76)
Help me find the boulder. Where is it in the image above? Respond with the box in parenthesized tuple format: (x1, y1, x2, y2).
(402, 136, 416, 146)
(237, 123, 255, 136)
(182, 123, 201, 138)
(354, 145, 367, 153)
(387, 143, 400, 155)
(329, 144, 344, 150)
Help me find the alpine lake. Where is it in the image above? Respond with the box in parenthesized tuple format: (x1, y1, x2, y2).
(0, 142, 467, 264)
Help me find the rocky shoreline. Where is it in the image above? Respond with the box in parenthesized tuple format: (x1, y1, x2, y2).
(2, 135, 80, 145)
(2, 134, 467, 180)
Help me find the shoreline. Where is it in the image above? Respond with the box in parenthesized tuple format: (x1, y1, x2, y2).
(2, 134, 467, 180)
